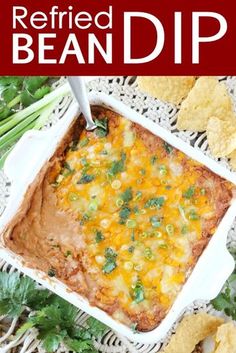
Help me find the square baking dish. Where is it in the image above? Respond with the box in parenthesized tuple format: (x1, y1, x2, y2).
(0, 92, 236, 344)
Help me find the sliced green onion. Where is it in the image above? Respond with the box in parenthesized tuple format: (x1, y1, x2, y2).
(178, 205, 188, 222)
(159, 165, 167, 176)
(128, 245, 135, 253)
(116, 198, 124, 208)
(150, 216, 161, 228)
(131, 230, 135, 241)
(80, 157, 89, 167)
(159, 243, 168, 249)
(134, 191, 142, 201)
(34, 100, 59, 129)
(0, 110, 41, 150)
(124, 261, 134, 271)
(140, 232, 148, 239)
(139, 169, 146, 175)
(144, 247, 154, 260)
(0, 83, 70, 136)
(151, 156, 157, 165)
(134, 264, 143, 272)
(79, 137, 89, 148)
(56, 174, 64, 184)
(189, 209, 200, 220)
(200, 188, 206, 195)
(68, 192, 79, 201)
(88, 199, 98, 212)
(111, 179, 122, 190)
(126, 219, 137, 229)
(181, 225, 188, 234)
(154, 231, 162, 238)
(166, 224, 174, 236)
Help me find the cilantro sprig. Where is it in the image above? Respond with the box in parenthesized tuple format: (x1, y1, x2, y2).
(120, 187, 133, 204)
(107, 152, 126, 177)
(183, 185, 195, 199)
(144, 197, 165, 209)
(211, 249, 236, 320)
(0, 272, 107, 353)
(102, 247, 117, 274)
(95, 117, 109, 138)
(132, 279, 145, 304)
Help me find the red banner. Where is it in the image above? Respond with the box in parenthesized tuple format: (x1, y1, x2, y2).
(0, 0, 235, 75)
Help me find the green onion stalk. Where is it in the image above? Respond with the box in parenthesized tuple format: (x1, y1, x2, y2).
(0, 82, 70, 168)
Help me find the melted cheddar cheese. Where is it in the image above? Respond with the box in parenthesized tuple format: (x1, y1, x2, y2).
(53, 113, 222, 323)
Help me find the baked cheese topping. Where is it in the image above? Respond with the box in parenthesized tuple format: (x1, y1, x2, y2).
(54, 114, 219, 314)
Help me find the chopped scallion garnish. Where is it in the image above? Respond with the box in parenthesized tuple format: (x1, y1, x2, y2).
(150, 216, 162, 228)
(166, 224, 174, 236)
(189, 209, 200, 220)
(68, 192, 79, 202)
(126, 219, 137, 229)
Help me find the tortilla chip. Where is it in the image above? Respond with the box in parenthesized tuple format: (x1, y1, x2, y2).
(177, 77, 233, 132)
(207, 116, 236, 157)
(137, 76, 196, 105)
(214, 322, 236, 353)
(162, 313, 224, 353)
(229, 150, 236, 171)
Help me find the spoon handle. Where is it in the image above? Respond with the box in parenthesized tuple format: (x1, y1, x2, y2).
(68, 76, 97, 130)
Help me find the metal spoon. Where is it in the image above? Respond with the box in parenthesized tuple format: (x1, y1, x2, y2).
(67, 76, 97, 130)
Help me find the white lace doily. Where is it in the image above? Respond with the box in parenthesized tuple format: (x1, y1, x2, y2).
(0, 76, 236, 353)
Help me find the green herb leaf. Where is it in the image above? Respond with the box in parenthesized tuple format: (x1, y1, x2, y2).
(119, 206, 131, 224)
(150, 216, 162, 228)
(79, 137, 89, 148)
(77, 174, 95, 184)
(2, 84, 18, 103)
(181, 225, 188, 235)
(145, 197, 165, 209)
(95, 118, 109, 138)
(108, 152, 126, 177)
(24, 76, 49, 93)
(0, 105, 12, 120)
(33, 86, 51, 100)
(70, 140, 79, 151)
(150, 156, 157, 165)
(1, 271, 106, 353)
(211, 260, 236, 321)
(61, 161, 74, 177)
(131, 230, 135, 241)
(132, 280, 145, 304)
(211, 291, 232, 312)
(120, 187, 133, 204)
(95, 230, 104, 243)
(163, 142, 173, 154)
(64, 338, 94, 353)
(87, 317, 107, 337)
(80, 213, 90, 225)
(42, 333, 63, 352)
(48, 268, 56, 277)
(183, 185, 195, 199)
(0, 272, 40, 317)
(189, 209, 199, 220)
(103, 248, 117, 274)
(130, 322, 138, 333)
(128, 246, 135, 253)
(20, 90, 36, 107)
(0, 76, 24, 87)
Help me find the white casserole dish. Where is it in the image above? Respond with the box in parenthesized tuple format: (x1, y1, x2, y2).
(0, 92, 236, 344)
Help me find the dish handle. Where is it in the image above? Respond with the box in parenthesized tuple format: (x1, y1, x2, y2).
(179, 245, 235, 308)
(4, 129, 54, 184)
